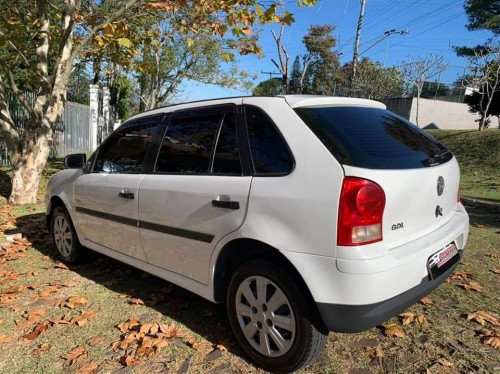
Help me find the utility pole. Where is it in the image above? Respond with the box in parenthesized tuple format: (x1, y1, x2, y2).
(261, 71, 280, 79)
(350, 0, 366, 95)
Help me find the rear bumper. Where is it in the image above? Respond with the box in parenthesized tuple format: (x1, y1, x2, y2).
(317, 250, 462, 332)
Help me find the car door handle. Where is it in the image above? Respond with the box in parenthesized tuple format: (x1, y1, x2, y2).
(118, 189, 135, 199)
(212, 199, 240, 210)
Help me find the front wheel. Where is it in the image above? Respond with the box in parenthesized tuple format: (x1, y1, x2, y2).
(226, 259, 327, 373)
(51, 206, 85, 263)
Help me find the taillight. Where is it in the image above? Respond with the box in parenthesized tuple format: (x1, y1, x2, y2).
(338, 177, 386, 246)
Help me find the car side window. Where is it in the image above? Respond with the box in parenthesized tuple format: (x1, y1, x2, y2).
(155, 111, 222, 174)
(245, 106, 294, 175)
(212, 112, 242, 175)
(93, 117, 160, 174)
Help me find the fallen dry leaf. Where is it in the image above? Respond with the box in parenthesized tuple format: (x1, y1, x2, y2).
(482, 335, 500, 349)
(435, 357, 453, 367)
(44, 298, 66, 307)
(74, 361, 99, 374)
(491, 268, 500, 275)
(62, 345, 88, 365)
(140, 322, 159, 335)
(118, 318, 141, 333)
(461, 281, 485, 293)
(16, 317, 41, 329)
(467, 311, 500, 326)
(216, 343, 228, 352)
(72, 310, 98, 326)
(87, 336, 106, 347)
(365, 346, 384, 360)
(0, 294, 16, 305)
(122, 354, 141, 367)
(400, 312, 415, 325)
(32, 343, 52, 356)
(186, 338, 202, 351)
(51, 313, 72, 325)
(0, 335, 13, 343)
(61, 281, 80, 288)
(54, 262, 69, 270)
(384, 323, 405, 338)
(420, 296, 434, 306)
(65, 296, 88, 309)
(24, 308, 46, 319)
(449, 271, 473, 282)
(22, 322, 49, 341)
(416, 314, 427, 325)
(128, 298, 144, 305)
(158, 322, 180, 338)
(38, 285, 61, 298)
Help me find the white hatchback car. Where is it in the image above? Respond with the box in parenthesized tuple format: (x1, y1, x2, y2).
(46, 96, 469, 373)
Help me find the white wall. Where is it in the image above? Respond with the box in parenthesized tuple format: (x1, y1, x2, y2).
(409, 97, 480, 130)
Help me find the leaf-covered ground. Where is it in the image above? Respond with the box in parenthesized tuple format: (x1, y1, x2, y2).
(1, 205, 498, 374)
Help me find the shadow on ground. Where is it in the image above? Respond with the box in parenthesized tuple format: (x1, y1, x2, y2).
(7, 212, 247, 366)
(465, 206, 500, 231)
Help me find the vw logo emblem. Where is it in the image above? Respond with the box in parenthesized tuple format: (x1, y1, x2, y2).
(437, 176, 444, 196)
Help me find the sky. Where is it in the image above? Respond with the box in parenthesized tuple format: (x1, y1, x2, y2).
(180, 0, 497, 101)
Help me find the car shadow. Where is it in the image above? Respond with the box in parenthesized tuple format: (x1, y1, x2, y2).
(8, 212, 247, 365)
(465, 205, 500, 230)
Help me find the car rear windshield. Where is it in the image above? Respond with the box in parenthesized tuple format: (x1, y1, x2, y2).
(294, 106, 452, 169)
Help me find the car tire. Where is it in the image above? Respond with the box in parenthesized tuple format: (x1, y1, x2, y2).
(51, 205, 85, 263)
(226, 259, 327, 373)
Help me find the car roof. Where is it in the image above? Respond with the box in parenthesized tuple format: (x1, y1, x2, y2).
(279, 95, 386, 109)
(127, 95, 386, 122)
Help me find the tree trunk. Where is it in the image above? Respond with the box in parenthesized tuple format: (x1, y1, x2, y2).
(9, 128, 51, 205)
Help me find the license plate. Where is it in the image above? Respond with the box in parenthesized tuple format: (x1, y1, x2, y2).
(427, 242, 460, 279)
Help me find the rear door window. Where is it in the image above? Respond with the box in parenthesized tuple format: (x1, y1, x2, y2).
(155, 106, 243, 175)
(294, 106, 452, 169)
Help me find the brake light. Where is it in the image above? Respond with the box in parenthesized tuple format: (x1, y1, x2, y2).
(338, 177, 386, 246)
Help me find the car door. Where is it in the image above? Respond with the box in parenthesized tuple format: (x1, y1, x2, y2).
(74, 115, 162, 261)
(139, 105, 252, 284)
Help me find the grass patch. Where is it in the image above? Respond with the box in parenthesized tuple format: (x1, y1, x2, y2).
(428, 129, 500, 203)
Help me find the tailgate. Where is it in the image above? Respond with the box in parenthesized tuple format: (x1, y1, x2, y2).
(342, 157, 461, 257)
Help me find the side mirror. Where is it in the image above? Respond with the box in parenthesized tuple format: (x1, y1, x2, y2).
(64, 153, 87, 169)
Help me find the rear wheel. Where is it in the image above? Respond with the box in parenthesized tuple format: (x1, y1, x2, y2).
(51, 206, 85, 263)
(226, 259, 327, 373)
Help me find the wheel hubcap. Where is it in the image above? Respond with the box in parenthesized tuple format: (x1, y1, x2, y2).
(235, 275, 296, 357)
(53, 215, 72, 257)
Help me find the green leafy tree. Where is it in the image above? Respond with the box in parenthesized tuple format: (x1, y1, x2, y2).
(464, 0, 500, 35)
(287, 25, 339, 94)
(0, 0, 316, 205)
(303, 25, 339, 95)
(135, 19, 252, 111)
(252, 77, 282, 96)
(290, 56, 302, 93)
(352, 58, 407, 100)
